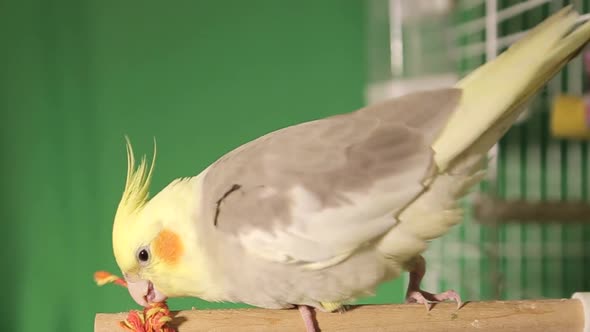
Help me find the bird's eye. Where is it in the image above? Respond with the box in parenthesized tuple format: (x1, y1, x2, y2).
(137, 248, 150, 263)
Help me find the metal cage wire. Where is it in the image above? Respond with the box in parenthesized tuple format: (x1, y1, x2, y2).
(366, 0, 590, 300)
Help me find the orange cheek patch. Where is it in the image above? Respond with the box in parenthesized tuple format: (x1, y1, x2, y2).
(153, 229, 184, 265)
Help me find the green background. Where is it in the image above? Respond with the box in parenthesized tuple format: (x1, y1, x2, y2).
(1, 1, 372, 331)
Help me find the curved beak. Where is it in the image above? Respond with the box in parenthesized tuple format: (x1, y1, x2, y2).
(125, 277, 168, 307)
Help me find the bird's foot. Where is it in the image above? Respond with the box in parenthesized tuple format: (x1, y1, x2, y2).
(405, 288, 463, 311)
(298, 305, 319, 332)
(404, 255, 464, 311)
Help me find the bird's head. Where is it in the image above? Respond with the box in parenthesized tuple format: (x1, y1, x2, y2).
(112, 138, 186, 307)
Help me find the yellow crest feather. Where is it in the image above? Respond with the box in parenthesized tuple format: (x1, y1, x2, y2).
(115, 136, 157, 223)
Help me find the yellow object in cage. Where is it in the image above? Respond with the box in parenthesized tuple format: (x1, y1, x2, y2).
(551, 94, 590, 140)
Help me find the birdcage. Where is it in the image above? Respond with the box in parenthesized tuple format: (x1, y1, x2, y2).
(366, 0, 590, 301)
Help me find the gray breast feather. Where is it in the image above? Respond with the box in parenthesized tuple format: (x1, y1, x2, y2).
(200, 88, 461, 264)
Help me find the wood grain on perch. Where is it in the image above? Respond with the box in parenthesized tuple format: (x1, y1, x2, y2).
(95, 298, 586, 332)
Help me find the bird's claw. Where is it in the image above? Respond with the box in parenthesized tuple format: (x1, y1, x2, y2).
(406, 289, 463, 311)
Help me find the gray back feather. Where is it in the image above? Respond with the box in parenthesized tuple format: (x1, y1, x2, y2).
(199, 88, 461, 256)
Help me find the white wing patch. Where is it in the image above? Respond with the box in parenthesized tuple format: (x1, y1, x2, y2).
(238, 167, 428, 270)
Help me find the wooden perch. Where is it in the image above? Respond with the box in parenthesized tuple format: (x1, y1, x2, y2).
(474, 195, 590, 223)
(95, 298, 587, 332)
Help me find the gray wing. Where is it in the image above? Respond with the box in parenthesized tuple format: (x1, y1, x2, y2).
(200, 88, 461, 266)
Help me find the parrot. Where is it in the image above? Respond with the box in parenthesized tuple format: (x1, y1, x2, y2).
(111, 6, 590, 332)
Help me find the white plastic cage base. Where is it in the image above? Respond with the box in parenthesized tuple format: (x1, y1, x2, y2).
(573, 292, 590, 332)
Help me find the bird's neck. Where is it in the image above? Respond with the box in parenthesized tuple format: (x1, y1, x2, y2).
(150, 173, 228, 301)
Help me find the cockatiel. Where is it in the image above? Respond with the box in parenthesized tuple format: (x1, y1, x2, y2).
(111, 6, 590, 332)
